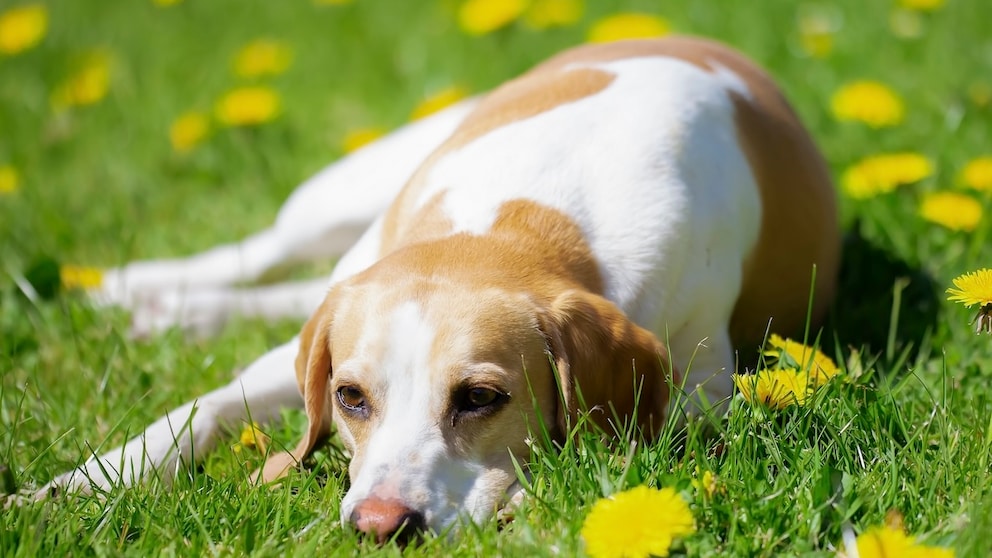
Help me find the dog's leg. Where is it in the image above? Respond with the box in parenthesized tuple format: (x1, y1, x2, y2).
(669, 327, 736, 416)
(36, 338, 301, 498)
(96, 99, 478, 307)
(129, 278, 329, 338)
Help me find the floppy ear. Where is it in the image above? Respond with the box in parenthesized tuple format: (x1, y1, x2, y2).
(538, 289, 678, 438)
(254, 301, 334, 484)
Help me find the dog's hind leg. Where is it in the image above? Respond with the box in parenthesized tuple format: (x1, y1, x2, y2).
(36, 338, 302, 498)
(128, 277, 331, 338)
(95, 99, 478, 308)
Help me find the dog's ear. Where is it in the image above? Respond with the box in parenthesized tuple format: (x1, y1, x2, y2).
(538, 289, 678, 438)
(255, 297, 334, 483)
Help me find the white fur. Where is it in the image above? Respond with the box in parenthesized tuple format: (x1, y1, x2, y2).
(336, 302, 498, 528)
(39, 54, 763, 531)
(411, 58, 760, 400)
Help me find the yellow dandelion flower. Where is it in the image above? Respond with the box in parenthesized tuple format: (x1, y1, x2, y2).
(947, 269, 992, 334)
(967, 83, 992, 108)
(410, 85, 469, 120)
(0, 165, 19, 194)
(236, 421, 270, 453)
(0, 3, 47, 55)
(458, 0, 526, 36)
(800, 29, 833, 59)
(233, 39, 293, 79)
(342, 126, 386, 153)
(960, 156, 992, 192)
(733, 368, 810, 410)
(830, 81, 905, 128)
(215, 86, 281, 127)
(889, 8, 925, 40)
(846, 525, 955, 558)
(51, 51, 112, 109)
(841, 153, 933, 199)
(898, 0, 946, 11)
(919, 192, 982, 232)
(581, 485, 695, 558)
(60, 265, 104, 290)
(691, 468, 718, 498)
(766, 334, 839, 387)
(797, 11, 837, 59)
(587, 12, 670, 43)
(152, 0, 184, 6)
(525, 0, 584, 29)
(169, 111, 210, 153)
(947, 269, 992, 308)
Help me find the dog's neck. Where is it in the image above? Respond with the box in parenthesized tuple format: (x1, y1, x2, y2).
(370, 199, 604, 303)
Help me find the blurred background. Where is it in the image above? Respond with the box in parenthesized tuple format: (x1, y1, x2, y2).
(2, 1, 992, 554)
(1, 0, 989, 273)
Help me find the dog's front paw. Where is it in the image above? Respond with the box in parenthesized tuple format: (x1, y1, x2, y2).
(496, 481, 527, 525)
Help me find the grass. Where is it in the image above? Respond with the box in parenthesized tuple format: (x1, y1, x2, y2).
(2, 0, 991, 555)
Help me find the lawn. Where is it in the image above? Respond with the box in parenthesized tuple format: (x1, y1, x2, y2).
(2, 0, 991, 555)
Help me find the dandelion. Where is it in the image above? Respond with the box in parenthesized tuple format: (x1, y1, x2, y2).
(457, 0, 526, 36)
(797, 9, 838, 59)
(889, 8, 924, 40)
(169, 111, 210, 153)
(60, 265, 104, 290)
(51, 51, 112, 109)
(765, 334, 839, 387)
(733, 368, 810, 410)
(960, 156, 992, 192)
(215, 86, 281, 126)
(947, 269, 992, 334)
(342, 127, 386, 153)
(581, 485, 695, 558)
(843, 524, 955, 558)
(233, 39, 293, 78)
(0, 3, 47, 55)
(0, 165, 19, 194)
(525, 0, 584, 29)
(898, 0, 946, 11)
(830, 80, 905, 128)
(587, 13, 670, 43)
(919, 192, 983, 232)
(691, 468, 718, 498)
(841, 153, 933, 199)
(410, 86, 469, 120)
(232, 421, 270, 453)
(968, 83, 992, 108)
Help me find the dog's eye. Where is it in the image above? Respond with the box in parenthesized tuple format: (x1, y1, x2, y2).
(467, 388, 499, 408)
(336, 386, 367, 413)
(456, 386, 507, 414)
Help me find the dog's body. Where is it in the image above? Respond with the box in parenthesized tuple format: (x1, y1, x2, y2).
(42, 37, 839, 538)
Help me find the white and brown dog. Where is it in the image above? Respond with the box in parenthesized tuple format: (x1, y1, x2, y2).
(40, 37, 839, 540)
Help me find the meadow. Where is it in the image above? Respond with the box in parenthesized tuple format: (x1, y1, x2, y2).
(1, 0, 991, 555)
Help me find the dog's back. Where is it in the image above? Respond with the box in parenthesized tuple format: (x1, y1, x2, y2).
(362, 36, 839, 400)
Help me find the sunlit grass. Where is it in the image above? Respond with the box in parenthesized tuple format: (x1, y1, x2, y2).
(2, 0, 991, 555)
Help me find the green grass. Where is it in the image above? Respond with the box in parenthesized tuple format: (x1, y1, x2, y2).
(2, 0, 992, 555)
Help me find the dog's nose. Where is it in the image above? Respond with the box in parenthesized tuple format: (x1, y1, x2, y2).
(349, 497, 425, 545)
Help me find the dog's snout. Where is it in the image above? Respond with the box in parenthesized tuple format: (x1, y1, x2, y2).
(350, 496, 425, 545)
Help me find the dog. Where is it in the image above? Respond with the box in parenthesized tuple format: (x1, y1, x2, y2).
(39, 36, 840, 541)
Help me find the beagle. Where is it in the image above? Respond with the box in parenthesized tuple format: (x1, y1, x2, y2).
(40, 36, 839, 541)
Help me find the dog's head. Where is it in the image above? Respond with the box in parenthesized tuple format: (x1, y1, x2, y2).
(259, 248, 674, 541)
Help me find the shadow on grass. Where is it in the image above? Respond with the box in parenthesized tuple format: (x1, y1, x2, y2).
(821, 221, 941, 361)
